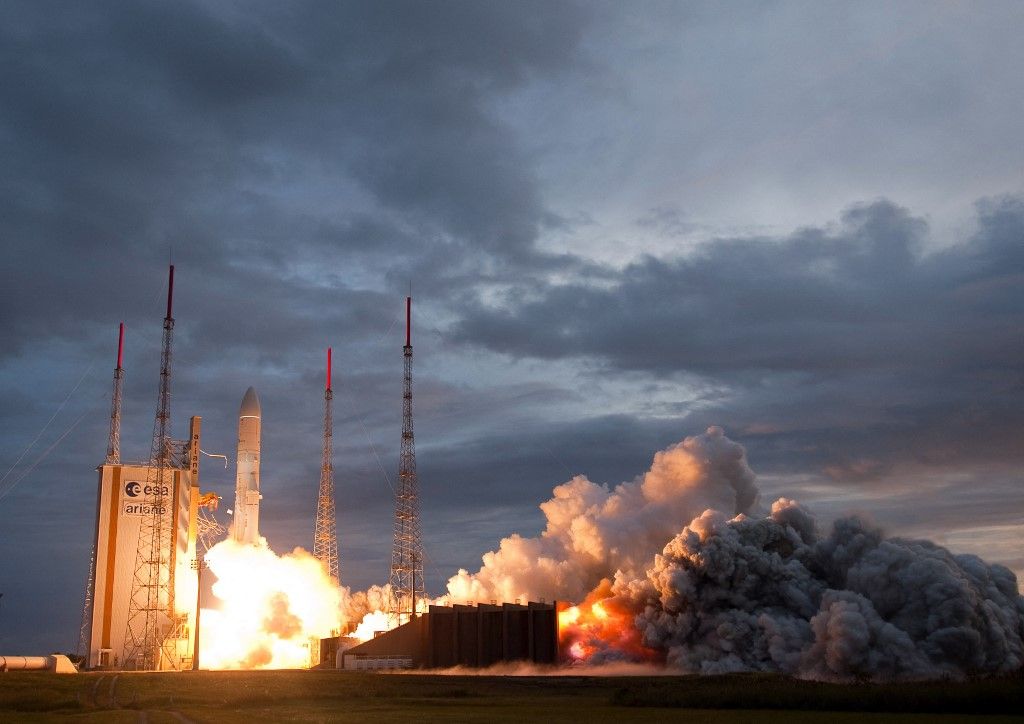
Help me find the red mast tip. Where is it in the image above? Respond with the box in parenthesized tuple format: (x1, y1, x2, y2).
(116, 322, 125, 369)
(326, 347, 332, 391)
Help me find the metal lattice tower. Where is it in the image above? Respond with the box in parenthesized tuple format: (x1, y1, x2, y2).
(105, 322, 125, 464)
(388, 296, 424, 623)
(122, 265, 177, 670)
(80, 323, 126, 659)
(76, 542, 96, 659)
(314, 347, 339, 581)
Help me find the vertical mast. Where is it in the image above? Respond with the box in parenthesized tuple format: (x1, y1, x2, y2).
(389, 296, 424, 622)
(83, 323, 126, 661)
(123, 265, 177, 670)
(314, 347, 339, 580)
(105, 323, 125, 464)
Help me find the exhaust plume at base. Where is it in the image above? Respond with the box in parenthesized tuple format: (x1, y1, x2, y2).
(450, 427, 1024, 680)
(447, 426, 759, 604)
(629, 499, 1024, 680)
(199, 539, 343, 669)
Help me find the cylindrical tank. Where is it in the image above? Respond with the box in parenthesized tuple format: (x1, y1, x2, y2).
(0, 656, 50, 671)
(0, 655, 77, 673)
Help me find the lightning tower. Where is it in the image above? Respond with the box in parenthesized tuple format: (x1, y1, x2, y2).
(106, 322, 125, 464)
(123, 265, 177, 670)
(388, 296, 424, 622)
(314, 347, 339, 580)
(79, 323, 126, 657)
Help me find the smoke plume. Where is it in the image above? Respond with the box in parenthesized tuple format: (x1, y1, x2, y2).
(450, 427, 1024, 680)
(447, 426, 758, 604)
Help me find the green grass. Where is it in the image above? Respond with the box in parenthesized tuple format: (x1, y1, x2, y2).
(0, 670, 1021, 723)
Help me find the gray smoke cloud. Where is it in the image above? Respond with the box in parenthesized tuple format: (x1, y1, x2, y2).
(455, 427, 1023, 680)
(630, 499, 1024, 680)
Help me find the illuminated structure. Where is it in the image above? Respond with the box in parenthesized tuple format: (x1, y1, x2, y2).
(80, 267, 203, 670)
(324, 601, 560, 670)
(78, 322, 124, 658)
(314, 348, 339, 580)
(85, 419, 202, 669)
(388, 296, 424, 623)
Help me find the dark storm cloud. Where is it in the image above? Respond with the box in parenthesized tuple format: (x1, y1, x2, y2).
(452, 197, 1024, 475)
(0, 0, 589, 358)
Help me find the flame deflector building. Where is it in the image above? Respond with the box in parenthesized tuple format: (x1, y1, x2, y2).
(323, 601, 560, 670)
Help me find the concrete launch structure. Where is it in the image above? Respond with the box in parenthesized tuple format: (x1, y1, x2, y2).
(85, 417, 201, 669)
(323, 601, 561, 670)
(231, 387, 262, 545)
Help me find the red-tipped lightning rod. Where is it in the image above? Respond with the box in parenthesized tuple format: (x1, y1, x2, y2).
(165, 264, 175, 320)
(326, 347, 332, 391)
(116, 322, 124, 369)
(405, 296, 411, 347)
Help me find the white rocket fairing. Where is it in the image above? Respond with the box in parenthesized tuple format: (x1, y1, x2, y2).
(232, 386, 262, 545)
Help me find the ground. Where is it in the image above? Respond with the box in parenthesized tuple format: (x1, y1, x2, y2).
(0, 670, 1021, 723)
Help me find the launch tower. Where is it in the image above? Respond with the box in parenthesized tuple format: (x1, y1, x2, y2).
(122, 265, 180, 670)
(314, 347, 339, 580)
(388, 296, 424, 623)
(78, 322, 125, 658)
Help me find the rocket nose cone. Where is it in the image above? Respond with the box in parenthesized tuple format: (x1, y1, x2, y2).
(239, 386, 261, 418)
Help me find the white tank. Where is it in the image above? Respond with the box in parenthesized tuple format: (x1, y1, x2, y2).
(0, 655, 77, 673)
(232, 387, 262, 545)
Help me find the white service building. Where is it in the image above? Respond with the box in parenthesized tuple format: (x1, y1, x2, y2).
(84, 417, 202, 670)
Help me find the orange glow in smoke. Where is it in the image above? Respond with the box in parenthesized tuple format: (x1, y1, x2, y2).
(558, 580, 662, 664)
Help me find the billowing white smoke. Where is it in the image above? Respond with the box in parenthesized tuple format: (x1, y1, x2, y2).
(448, 427, 1024, 680)
(447, 426, 758, 604)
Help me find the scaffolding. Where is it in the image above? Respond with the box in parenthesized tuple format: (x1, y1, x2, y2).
(388, 297, 424, 624)
(314, 347, 339, 581)
(122, 265, 180, 671)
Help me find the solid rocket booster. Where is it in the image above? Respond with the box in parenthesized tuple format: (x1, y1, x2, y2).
(232, 386, 262, 545)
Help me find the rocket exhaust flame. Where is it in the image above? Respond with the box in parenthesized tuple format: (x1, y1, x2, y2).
(558, 582, 662, 665)
(193, 544, 406, 669)
(198, 539, 343, 669)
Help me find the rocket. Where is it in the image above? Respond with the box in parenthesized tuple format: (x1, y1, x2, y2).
(232, 386, 262, 545)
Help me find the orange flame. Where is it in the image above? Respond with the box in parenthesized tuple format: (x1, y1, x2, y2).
(558, 580, 662, 664)
(198, 539, 342, 669)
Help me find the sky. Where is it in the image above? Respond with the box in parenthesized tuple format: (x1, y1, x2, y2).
(0, 0, 1021, 654)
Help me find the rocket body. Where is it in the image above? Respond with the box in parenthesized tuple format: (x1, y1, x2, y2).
(232, 386, 262, 545)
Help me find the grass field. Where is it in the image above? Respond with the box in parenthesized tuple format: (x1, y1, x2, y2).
(1, 669, 1021, 723)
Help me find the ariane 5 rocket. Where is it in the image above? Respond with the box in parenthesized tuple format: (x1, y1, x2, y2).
(232, 386, 262, 545)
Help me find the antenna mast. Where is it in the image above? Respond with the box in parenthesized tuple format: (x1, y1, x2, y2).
(314, 347, 339, 580)
(105, 323, 125, 464)
(123, 265, 178, 670)
(388, 296, 424, 623)
(80, 323, 127, 660)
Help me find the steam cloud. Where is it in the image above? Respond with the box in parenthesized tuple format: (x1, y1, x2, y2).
(447, 426, 759, 604)
(448, 427, 1024, 680)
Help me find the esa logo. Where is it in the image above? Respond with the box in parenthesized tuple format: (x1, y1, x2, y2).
(124, 481, 170, 497)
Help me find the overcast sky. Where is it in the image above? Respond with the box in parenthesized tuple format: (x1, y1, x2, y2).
(1, 0, 1022, 654)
